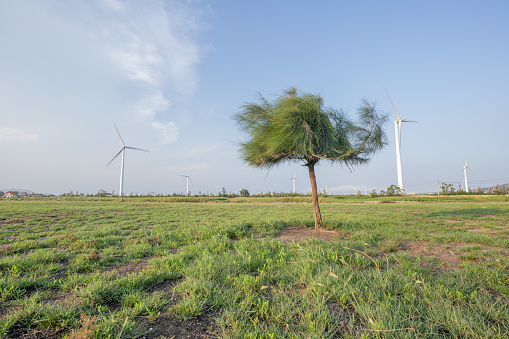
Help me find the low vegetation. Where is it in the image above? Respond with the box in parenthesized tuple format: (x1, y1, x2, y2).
(0, 196, 508, 338)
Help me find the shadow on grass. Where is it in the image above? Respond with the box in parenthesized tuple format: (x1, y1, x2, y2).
(425, 207, 507, 219)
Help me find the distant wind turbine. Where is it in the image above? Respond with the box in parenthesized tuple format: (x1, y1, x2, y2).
(179, 169, 194, 195)
(463, 161, 470, 192)
(291, 174, 296, 193)
(107, 124, 149, 201)
(384, 88, 417, 191)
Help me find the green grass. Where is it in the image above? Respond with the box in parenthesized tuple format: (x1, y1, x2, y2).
(0, 196, 508, 338)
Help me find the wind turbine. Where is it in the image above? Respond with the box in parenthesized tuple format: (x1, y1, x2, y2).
(179, 169, 194, 195)
(107, 124, 149, 201)
(384, 88, 417, 191)
(463, 161, 470, 192)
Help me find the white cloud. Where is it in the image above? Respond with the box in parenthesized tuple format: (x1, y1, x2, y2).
(0, 127, 39, 141)
(136, 91, 171, 119)
(96, 1, 207, 144)
(135, 91, 177, 144)
(151, 121, 178, 144)
(109, 41, 163, 86)
(99, 1, 203, 95)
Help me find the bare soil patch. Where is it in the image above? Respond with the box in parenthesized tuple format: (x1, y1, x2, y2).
(396, 241, 509, 271)
(43, 291, 81, 308)
(109, 260, 151, 277)
(399, 241, 462, 270)
(137, 311, 219, 339)
(400, 241, 462, 270)
(276, 226, 345, 243)
(147, 279, 181, 295)
(0, 302, 24, 322)
(4, 326, 65, 339)
(326, 303, 364, 336)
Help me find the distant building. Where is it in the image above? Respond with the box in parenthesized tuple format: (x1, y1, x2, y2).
(4, 191, 18, 198)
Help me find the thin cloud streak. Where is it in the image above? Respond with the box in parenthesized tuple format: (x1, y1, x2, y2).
(0, 128, 39, 142)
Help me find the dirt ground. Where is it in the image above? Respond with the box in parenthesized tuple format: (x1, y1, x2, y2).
(275, 226, 345, 243)
(137, 311, 219, 339)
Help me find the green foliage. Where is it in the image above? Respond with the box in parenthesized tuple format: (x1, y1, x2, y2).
(234, 88, 388, 168)
(240, 188, 250, 197)
(492, 184, 509, 195)
(385, 184, 403, 196)
(441, 182, 456, 194)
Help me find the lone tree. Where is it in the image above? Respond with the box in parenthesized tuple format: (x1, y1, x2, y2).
(234, 88, 387, 230)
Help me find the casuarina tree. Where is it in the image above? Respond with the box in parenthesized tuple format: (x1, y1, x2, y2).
(234, 88, 388, 230)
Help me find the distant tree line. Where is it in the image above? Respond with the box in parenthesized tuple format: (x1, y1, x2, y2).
(84, 188, 331, 198)
(56, 183, 508, 198)
(369, 184, 404, 197)
(437, 183, 509, 195)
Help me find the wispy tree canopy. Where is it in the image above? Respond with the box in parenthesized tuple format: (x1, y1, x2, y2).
(235, 88, 387, 169)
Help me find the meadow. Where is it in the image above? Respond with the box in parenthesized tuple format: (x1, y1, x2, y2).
(0, 196, 508, 338)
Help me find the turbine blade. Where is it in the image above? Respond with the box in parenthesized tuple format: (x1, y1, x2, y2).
(107, 148, 124, 167)
(125, 146, 150, 152)
(383, 87, 402, 121)
(401, 119, 418, 123)
(114, 124, 125, 147)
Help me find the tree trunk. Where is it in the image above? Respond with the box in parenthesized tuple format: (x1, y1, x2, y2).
(307, 162, 323, 231)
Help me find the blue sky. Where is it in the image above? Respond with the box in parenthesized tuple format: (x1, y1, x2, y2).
(1, 0, 508, 195)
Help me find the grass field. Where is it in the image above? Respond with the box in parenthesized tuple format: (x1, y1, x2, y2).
(0, 196, 508, 338)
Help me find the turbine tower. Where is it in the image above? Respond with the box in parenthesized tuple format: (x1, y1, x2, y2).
(107, 124, 149, 201)
(291, 174, 296, 193)
(384, 88, 417, 191)
(463, 161, 469, 192)
(179, 169, 193, 195)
